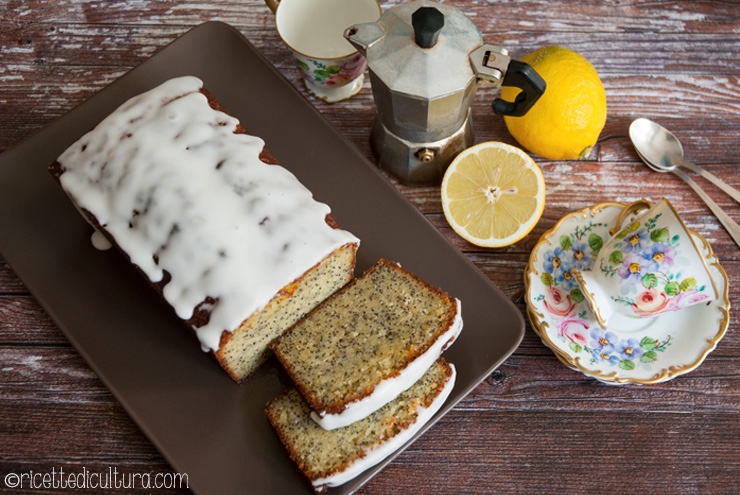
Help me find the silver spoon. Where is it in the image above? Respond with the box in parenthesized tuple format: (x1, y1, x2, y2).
(630, 118, 740, 203)
(629, 118, 740, 248)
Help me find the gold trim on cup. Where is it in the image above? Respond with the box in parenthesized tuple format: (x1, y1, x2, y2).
(570, 268, 609, 329)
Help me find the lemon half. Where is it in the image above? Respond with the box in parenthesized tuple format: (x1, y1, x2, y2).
(441, 142, 546, 248)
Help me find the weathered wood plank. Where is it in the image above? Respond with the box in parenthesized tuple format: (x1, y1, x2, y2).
(461, 354, 740, 412)
(0, 260, 29, 294)
(3, 22, 739, 72)
(2, 0, 738, 32)
(0, 296, 69, 343)
(362, 409, 740, 495)
(0, 347, 105, 404)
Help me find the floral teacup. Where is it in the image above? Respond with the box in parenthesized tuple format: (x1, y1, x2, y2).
(572, 198, 718, 329)
(266, 0, 381, 102)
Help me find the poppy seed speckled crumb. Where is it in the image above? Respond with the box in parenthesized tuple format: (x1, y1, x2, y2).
(270, 259, 461, 422)
(265, 358, 456, 493)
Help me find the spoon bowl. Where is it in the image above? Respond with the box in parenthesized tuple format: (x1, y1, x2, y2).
(629, 118, 684, 172)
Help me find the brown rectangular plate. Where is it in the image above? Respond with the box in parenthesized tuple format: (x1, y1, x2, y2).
(0, 22, 524, 495)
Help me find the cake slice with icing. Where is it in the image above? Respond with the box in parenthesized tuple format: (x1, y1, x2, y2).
(265, 357, 456, 493)
(271, 258, 462, 429)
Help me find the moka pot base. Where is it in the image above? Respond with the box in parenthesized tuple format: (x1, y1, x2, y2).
(370, 109, 474, 185)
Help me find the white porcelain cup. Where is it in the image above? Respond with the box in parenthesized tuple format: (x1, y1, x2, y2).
(573, 198, 718, 329)
(265, 0, 381, 103)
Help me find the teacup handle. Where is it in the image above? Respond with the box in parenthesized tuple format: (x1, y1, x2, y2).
(609, 199, 652, 236)
(265, 0, 279, 14)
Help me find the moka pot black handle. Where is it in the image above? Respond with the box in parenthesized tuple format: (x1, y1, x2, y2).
(492, 60, 546, 117)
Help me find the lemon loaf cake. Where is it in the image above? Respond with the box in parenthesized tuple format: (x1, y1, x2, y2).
(266, 357, 456, 492)
(271, 258, 462, 429)
(49, 76, 359, 381)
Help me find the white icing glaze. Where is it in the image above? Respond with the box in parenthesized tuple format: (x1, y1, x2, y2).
(312, 363, 457, 490)
(311, 298, 462, 430)
(56, 76, 358, 352)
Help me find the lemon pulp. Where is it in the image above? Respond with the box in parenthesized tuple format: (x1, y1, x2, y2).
(441, 142, 546, 248)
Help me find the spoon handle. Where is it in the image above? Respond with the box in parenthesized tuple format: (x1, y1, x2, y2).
(677, 156, 740, 204)
(673, 167, 740, 249)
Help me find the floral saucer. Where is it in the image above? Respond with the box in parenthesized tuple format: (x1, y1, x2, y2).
(525, 202, 730, 384)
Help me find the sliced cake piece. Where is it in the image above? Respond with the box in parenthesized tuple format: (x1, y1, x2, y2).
(265, 357, 456, 493)
(270, 259, 462, 430)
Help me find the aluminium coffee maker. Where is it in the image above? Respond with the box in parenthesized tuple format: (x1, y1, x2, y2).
(344, 0, 545, 184)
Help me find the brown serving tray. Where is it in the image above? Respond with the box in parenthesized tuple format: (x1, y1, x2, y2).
(0, 22, 524, 495)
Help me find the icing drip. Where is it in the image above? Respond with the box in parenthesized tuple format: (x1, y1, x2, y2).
(57, 76, 358, 352)
(91, 229, 113, 250)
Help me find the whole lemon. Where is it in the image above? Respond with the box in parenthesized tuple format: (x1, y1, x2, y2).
(502, 46, 607, 160)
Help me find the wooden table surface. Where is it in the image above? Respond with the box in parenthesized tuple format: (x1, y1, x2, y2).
(1, 1, 738, 494)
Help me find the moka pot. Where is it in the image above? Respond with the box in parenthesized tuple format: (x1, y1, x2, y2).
(344, 0, 546, 184)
